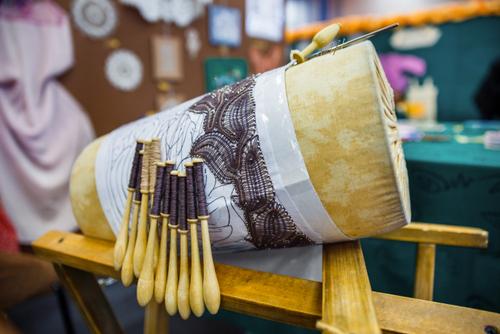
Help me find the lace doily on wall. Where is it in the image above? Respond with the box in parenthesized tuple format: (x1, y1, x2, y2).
(120, 0, 211, 27)
(71, 0, 117, 39)
(105, 49, 143, 91)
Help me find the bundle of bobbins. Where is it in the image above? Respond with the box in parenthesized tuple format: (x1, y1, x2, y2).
(114, 138, 220, 318)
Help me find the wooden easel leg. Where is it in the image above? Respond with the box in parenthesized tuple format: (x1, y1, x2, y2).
(144, 302, 169, 334)
(53, 264, 122, 334)
(414, 243, 436, 301)
(317, 241, 381, 334)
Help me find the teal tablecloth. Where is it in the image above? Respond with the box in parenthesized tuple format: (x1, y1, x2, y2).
(364, 122, 500, 313)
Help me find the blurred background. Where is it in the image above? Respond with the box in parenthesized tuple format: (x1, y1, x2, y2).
(0, 0, 499, 333)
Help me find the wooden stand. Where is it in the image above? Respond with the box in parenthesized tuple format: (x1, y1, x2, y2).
(33, 223, 497, 334)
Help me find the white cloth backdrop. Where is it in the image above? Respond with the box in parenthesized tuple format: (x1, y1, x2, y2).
(0, 2, 95, 242)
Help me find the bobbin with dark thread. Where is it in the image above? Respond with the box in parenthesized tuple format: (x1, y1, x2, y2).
(185, 162, 198, 223)
(193, 158, 209, 218)
(160, 161, 175, 219)
(134, 151, 144, 203)
(128, 141, 144, 191)
(168, 171, 179, 228)
(149, 138, 162, 194)
(177, 171, 188, 231)
(140, 141, 152, 194)
(151, 162, 166, 217)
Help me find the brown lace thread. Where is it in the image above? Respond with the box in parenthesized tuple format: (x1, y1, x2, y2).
(178, 171, 187, 230)
(160, 162, 175, 216)
(134, 151, 144, 202)
(168, 171, 179, 226)
(192, 159, 209, 218)
(128, 141, 143, 190)
(185, 162, 197, 221)
(188, 77, 313, 249)
(151, 163, 166, 216)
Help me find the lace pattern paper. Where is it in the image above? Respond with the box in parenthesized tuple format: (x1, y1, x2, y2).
(95, 66, 348, 253)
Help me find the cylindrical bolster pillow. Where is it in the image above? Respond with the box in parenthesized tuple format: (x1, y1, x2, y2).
(69, 41, 410, 250)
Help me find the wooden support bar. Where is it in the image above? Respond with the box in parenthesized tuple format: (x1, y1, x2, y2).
(376, 223, 488, 248)
(144, 302, 169, 334)
(413, 243, 436, 301)
(319, 241, 380, 334)
(53, 264, 122, 334)
(33, 231, 500, 333)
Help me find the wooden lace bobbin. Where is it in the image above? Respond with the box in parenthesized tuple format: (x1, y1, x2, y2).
(114, 141, 143, 270)
(149, 138, 161, 268)
(121, 150, 144, 286)
(165, 171, 179, 315)
(154, 161, 175, 303)
(137, 162, 166, 306)
(290, 23, 340, 64)
(193, 158, 220, 314)
(133, 140, 152, 277)
(185, 162, 204, 317)
(177, 172, 191, 319)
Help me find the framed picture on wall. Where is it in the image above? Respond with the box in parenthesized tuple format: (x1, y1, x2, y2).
(245, 0, 284, 42)
(151, 35, 183, 81)
(204, 57, 248, 92)
(208, 5, 241, 47)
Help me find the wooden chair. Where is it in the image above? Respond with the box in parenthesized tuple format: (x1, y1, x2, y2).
(32, 222, 498, 334)
(377, 222, 488, 301)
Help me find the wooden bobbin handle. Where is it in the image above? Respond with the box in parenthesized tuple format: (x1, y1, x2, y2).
(137, 163, 166, 306)
(151, 163, 165, 270)
(176, 172, 191, 319)
(165, 171, 179, 315)
(114, 190, 133, 270)
(186, 163, 204, 316)
(177, 229, 191, 319)
(121, 202, 140, 287)
(149, 144, 161, 271)
(134, 142, 152, 277)
(290, 23, 341, 64)
(189, 220, 204, 317)
(154, 163, 173, 303)
(165, 225, 178, 315)
(114, 141, 143, 270)
(154, 215, 169, 303)
(137, 216, 158, 306)
(200, 217, 220, 314)
(133, 194, 149, 277)
(121, 151, 143, 286)
(193, 159, 220, 314)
